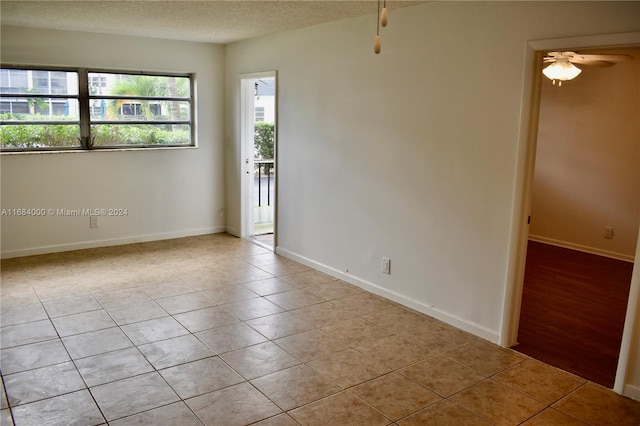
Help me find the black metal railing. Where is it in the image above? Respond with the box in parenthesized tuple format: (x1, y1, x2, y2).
(255, 159, 274, 207)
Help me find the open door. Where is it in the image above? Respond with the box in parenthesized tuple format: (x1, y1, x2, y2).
(240, 72, 277, 250)
(510, 42, 639, 391)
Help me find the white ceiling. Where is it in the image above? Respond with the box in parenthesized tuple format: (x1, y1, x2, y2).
(0, 1, 428, 44)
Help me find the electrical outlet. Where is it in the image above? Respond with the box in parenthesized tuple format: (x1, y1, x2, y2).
(604, 226, 614, 239)
(382, 257, 391, 274)
(90, 216, 99, 228)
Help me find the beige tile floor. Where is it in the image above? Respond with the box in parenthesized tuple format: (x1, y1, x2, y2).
(1, 233, 639, 425)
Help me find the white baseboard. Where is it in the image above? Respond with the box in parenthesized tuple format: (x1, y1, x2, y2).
(529, 235, 635, 263)
(226, 226, 240, 237)
(623, 384, 640, 402)
(1, 226, 227, 259)
(276, 247, 500, 344)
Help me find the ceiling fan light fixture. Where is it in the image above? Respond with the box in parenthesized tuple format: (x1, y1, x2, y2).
(542, 58, 582, 85)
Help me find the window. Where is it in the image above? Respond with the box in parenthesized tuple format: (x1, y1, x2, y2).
(255, 107, 265, 122)
(1, 69, 28, 94)
(119, 102, 143, 116)
(1, 67, 194, 151)
(88, 75, 106, 91)
(0, 68, 80, 149)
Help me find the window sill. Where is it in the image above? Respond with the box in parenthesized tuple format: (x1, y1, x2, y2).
(1, 146, 198, 155)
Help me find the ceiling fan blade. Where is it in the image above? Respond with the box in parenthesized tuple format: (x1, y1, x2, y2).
(546, 51, 575, 58)
(570, 58, 614, 67)
(575, 54, 634, 62)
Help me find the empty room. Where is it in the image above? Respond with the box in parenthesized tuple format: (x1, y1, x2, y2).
(1, 1, 640, 425)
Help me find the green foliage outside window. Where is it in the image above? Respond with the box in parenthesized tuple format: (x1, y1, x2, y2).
(254, 121, 274, 160)
(1, 114, 190, 149)
(0, 115, 79, 148)
(92, 125, 190, 146)
(103, 75, 188, 122)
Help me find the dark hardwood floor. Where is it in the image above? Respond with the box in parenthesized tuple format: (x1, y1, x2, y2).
(514, 240, 634, 388)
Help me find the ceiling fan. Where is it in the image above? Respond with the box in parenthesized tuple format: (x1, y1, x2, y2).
(542, 51, 634, 86)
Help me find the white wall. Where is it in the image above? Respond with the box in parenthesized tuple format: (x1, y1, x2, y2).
(1, 27, 226, 257)
(224, 1, 640, 395)
(531, 47, 640, 261)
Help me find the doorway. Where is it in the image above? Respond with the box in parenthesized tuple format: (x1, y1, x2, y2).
(514, 45, 639, 388)
(240, 72, 277, 250)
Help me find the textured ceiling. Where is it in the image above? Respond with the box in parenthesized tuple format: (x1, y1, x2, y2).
(0, 1, 428, 44)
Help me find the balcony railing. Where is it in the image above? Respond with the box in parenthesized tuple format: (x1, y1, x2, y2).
(254, 160, 274, 235)
(255, 159, 274, 207)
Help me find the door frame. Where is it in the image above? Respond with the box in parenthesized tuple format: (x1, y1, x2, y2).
(239, 71, 278, 248)
(501, 32, 640, 397)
